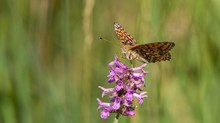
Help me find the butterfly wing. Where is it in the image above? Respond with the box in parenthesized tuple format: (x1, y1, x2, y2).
(130, 42, 175, 63)
(114, 22, 137, 46)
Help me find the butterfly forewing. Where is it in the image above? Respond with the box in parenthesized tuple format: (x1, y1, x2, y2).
(114, 22, 137, 46)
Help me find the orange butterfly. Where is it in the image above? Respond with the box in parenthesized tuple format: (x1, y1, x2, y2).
(114, 22, 175, 63)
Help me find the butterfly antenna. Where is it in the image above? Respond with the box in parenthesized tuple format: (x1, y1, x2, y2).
(99, 37, 117, 46)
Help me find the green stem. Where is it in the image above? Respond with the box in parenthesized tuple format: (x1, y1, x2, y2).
(130, 60, 135, 67)
(113, 113, 120, 123)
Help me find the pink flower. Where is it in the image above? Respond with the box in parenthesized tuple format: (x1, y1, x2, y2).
(97, 55, 148, 119)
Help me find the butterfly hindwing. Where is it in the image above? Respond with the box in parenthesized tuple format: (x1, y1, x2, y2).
(130, 42, 175, 63)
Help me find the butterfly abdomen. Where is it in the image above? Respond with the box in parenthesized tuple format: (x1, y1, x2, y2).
(121, 47, 148, 63)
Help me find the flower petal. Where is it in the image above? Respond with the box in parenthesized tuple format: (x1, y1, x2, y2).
(100, 109, 110, 119)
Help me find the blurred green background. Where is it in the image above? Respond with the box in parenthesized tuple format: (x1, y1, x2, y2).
(0, 0, 220, 123)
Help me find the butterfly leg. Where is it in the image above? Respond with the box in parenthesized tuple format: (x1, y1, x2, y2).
(120, 56, 126, 60)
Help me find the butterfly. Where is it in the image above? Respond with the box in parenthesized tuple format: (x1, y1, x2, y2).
(114, 22, 175, 63)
